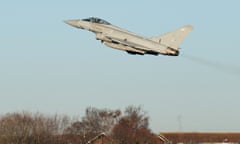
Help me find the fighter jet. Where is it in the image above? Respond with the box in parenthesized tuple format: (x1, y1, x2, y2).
(65, 17, 193, 56)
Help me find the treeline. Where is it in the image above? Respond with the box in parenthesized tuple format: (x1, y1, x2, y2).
(0, 106, 160, 144)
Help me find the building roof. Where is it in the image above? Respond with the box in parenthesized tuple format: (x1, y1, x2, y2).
(160, 132, 240, 144)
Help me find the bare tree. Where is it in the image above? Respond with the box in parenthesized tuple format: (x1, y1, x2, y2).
(64, 107, 121, 144)
(31, 113, 65, 144)
(83, 107, 121, 134)
(124, 106, 149, 130)
(111, 106, 156, 144)
(0, 112, 72, 144)
(0, 106, 157, 144)
(0, 112, 34, 144)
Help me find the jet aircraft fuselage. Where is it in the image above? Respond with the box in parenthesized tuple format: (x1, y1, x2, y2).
(65, 17, 193, 56)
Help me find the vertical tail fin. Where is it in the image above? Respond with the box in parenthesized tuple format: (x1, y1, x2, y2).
(150, 25, 193, 50)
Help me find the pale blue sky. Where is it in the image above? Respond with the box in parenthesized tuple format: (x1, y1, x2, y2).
(0, 1, 240, 132)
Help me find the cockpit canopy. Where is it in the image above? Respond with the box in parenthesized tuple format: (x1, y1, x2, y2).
(82, 17, 111, 25)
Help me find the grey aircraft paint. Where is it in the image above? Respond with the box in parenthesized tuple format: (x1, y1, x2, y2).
(65, 17, 193, 56)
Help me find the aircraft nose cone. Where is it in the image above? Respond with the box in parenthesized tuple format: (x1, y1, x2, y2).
(64, 20, 80, 28)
